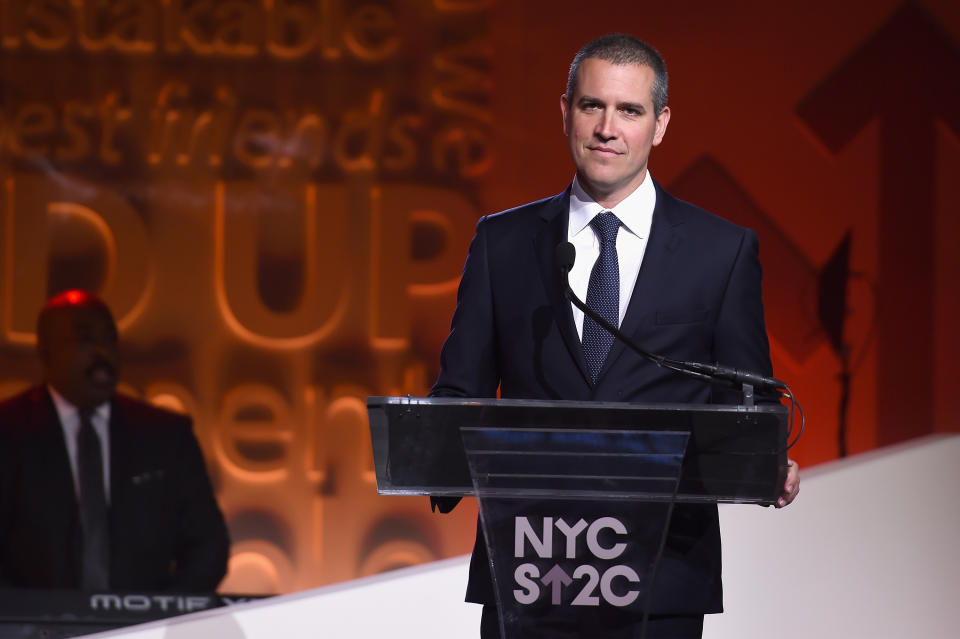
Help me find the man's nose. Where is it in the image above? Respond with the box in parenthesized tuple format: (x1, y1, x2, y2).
(595, 109, 617, 140)
(91, 341, 117, 362)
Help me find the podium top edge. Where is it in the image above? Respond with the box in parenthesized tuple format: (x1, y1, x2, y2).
(365, 395, 786, 414)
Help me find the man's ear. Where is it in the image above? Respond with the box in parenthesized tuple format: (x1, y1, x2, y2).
(560, 93, 571, 136)
(652, 105, 671, 146)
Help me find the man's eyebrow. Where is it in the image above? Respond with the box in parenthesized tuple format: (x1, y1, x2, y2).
(618, 101, 646, 112)
(577, 94, 604, 105)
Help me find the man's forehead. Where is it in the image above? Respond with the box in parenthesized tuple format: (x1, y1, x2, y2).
(43, 304, 115, 332)
(575, 59, 655, 100)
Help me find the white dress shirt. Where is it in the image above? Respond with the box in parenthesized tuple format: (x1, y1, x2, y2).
(49, 386, 112, 502)
(567, 171, 656, 338)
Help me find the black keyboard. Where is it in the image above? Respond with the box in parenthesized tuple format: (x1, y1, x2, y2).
(0, 589, 264, 638)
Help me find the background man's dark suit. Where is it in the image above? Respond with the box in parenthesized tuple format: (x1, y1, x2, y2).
(0, 386, 230, 591)
(431, 180, 774, 614)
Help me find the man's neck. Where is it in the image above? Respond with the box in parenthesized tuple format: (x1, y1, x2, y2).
(578, 176, 648, 209)
(46, 384, 110, 414)
(575, 172, 650, 209)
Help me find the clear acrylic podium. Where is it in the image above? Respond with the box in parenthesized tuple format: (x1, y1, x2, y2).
(366, 396, 789, 638)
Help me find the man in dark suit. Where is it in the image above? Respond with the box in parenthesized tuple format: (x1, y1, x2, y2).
(430, 34, 799, 637)
(0, 290, 230, 591)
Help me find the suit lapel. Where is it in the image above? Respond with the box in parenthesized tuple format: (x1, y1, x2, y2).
(535, 187, 591, 385)
(107, 398, 131, 584)
(597, 180, 684, 383)
(33, 388, 83, 582)
(34, 388, 79, 506)
(108, 399, 130, 519)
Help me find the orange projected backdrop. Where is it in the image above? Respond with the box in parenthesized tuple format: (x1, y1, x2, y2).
(1, 0, 958, 594)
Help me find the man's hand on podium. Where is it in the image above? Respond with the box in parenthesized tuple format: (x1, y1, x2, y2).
(776, 460, 800, 508)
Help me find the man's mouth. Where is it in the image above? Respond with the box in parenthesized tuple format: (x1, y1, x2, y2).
(588, 146, 620, 156)
(87, 362, 117, 387)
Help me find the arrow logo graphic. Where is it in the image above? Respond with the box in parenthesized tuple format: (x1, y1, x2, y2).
(798, 2, 960, 444)
(540, 565, 572, 605)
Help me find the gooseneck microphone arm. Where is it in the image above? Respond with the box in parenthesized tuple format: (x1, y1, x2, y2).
(555, 241, 787, 400)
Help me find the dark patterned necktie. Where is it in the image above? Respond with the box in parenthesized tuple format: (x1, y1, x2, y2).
(77, 411, 110, 590)
(582, 211, 621, 384)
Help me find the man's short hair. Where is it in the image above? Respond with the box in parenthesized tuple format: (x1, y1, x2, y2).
(36, 290, 115, 347)
(566, 33, 669, 116)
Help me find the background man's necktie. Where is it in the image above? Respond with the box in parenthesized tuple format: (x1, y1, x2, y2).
(77, 411, 110, 590)
(582, 211, 621, 384)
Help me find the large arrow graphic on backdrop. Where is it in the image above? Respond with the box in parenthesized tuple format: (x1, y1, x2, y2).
(670, 157, 830, 366)
(798, 2, 960, 445)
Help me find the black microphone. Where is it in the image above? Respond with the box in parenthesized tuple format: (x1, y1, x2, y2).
(554, 241, 786, 394)
(677, 360, 787, 391)
(556, 241, 576, 275)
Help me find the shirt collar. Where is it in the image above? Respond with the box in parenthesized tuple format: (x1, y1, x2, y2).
(48, 385, 111, 425)
(568, 171, 657, 239)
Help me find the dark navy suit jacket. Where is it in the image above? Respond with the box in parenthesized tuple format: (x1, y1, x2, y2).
(431, 180, 773, 614)
(0, 387, 230, 591)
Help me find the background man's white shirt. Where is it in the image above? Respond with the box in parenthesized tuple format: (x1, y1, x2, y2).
(49, 386, 112, 501)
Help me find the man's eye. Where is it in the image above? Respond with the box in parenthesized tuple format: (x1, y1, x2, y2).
(622, 108, 641, 116)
